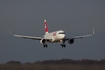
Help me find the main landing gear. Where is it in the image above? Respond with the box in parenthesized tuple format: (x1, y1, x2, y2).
(43, 44, 48, 48)
(60, 40, 66, 48)
(61, 44, 66, 48)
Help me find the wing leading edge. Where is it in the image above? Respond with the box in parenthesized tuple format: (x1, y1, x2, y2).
(14, 35, 42, 40)
(9, 29, 42, 40)
(66, 29, 94, 40)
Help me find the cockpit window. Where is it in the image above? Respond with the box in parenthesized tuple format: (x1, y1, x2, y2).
(59, 32, 65, 34)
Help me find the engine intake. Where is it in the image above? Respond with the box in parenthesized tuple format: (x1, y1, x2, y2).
(68, 39, 74, 44)
(40, 39, 46, 44)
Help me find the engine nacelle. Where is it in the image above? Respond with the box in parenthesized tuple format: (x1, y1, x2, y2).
(40, 39, 46, 44)
(68, 39, 74, 44)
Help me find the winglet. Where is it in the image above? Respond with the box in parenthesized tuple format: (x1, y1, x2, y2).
(93, 29, 95, 35)
(9, 29, 12, 35)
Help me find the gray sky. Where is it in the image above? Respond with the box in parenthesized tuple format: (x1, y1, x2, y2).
(0, 0, 105, 63)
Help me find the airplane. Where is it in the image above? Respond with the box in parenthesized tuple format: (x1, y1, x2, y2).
(9, 20, 94, 48)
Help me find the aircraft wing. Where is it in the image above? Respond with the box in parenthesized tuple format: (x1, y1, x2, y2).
(13, 35, 42, 40)
(66, 29, 94, 40)
(9, 29, 42, 40)
(72, 34, 93, 39)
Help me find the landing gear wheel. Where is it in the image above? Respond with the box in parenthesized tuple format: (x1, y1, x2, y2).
(43, 44, 48, 48)
(61, 44, 66, 48)
(63, 44, 66, 47)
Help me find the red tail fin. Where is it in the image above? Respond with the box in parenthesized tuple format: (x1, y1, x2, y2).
(44, 20, 49, 34)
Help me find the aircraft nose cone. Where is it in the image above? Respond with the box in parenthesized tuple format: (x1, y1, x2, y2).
(64, 34, 66, 38)
(62, 34, 66, 39)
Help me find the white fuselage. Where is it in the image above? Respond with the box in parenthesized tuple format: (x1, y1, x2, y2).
(43, 30, 66, 42)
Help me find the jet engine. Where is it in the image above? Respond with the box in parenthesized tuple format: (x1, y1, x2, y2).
(40, 39, 46, 44)
(68, 39, 74, 44)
